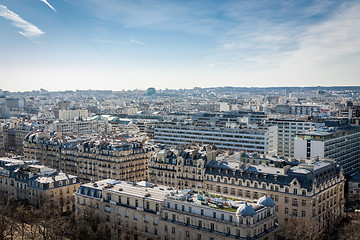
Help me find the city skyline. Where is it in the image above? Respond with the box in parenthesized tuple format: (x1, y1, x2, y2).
(1, 0, 360, 91)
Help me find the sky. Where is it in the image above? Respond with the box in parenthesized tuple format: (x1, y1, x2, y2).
(0, 0, 359, 91)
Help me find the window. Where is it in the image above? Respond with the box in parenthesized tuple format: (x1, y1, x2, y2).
(125, 210, 129, 217)
(213, 212, 216, 218)
(302, 200, 306, 206)
(221, 214, 224, 220)
(292, 199, 298, 206)
(201, 209, 204, 215)
(135, 200, 138, 207)
(229, 216, 233, 222)
(172, 227, 175, 234)
(172, 214, 176, 222)
(302, 211, 306, 217)
(275, 195, 279, 202)
(145, 215, 148, 223)
(189, 207, 192, 213)
(154, 217, 158, 225)
(186, 231, 189, 238)
(186, 217, 190, 225)
(285, 197, 289, 203)
(198, 220, 202, 228)
(285, 207, 289, 214)
(134, 212, 138, 220)
(293, 209, 297, 216)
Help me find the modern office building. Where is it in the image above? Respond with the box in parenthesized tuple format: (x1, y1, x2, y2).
(294, 126, 360, 176)
(265, 118, 319, 158)
(154, 122, 277, 155)
(75, 179, 278, 240)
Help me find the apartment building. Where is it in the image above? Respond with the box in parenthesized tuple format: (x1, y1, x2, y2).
(294, 126, 360, 176)
(23, 132, 152, 182)
(0, 157, 80, 212)
(154, 122, 277, 155)
(75, 179, 277, 240)
(0, 125, 4, 156)
(148, 145, 217, 192)
(265, 118, 319, 158)
(148, 147, 345, 232)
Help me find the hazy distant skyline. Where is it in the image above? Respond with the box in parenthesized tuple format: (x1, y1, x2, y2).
(1, 0, 360, 91)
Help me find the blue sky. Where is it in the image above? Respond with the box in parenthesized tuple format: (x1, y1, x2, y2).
(0, 0, 359, 91)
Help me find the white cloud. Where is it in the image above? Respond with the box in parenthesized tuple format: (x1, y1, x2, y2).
(0, 4, 44, 38)
(40, 0, 56, 13)
(129, 39, 144, 45)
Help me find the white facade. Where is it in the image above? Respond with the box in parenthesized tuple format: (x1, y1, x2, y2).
(265, 119, 318, 157)
(51, 119, 106, 135)
(59, 109, 88, 121)
(155, 123, 277, 155)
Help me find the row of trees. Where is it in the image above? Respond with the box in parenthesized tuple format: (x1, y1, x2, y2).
(0, 191, 114, 240)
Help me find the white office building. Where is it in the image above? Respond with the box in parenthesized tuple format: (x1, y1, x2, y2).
(154, 122, 278, 155)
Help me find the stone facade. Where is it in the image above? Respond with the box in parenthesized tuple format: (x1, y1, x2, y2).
(23, 132, 152, 182)
(148, 147, 345, 233)
(0, 157, 80, 212)
(75, 179, 277, 240)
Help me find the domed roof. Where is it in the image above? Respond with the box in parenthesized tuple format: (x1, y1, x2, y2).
(236, 202, 256, 217)
(257, 194, 275, 207)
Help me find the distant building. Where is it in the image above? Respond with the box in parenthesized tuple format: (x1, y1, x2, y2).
(59, 109, 88, 121)
(147, 87, 156, 96)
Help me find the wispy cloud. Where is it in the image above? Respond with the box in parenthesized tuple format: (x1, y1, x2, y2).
(0, 4, 44, 38)
(40, 0, 56, 12)
(129, 39, 144, 45)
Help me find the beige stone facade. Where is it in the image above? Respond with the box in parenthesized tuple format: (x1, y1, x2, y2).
(0, 157, 80, 212)
(23, 132, 152, 182)
(75, 179, 277, 240)
(149, 147, 345, 233)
